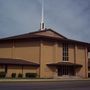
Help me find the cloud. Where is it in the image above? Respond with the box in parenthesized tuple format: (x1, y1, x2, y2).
(0, 0, 41, 37)
(44, 0, 90, 42)
(0, 0, 90, 42)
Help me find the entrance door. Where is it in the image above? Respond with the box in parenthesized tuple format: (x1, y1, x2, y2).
(58, 65, 74, 76)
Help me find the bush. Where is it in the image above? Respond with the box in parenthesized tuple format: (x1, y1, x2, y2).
(25, 73, 37, 78)
(0, 72, 6, 78)
(11, 73, 16, 78)
(88, 73, 90, 78)
(18, 73, 23, 78)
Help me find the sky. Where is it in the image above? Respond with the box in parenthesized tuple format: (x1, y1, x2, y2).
(0, 0, 90, 42)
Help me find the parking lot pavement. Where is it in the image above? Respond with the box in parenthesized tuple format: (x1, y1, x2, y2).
(0, 80, 90, 90)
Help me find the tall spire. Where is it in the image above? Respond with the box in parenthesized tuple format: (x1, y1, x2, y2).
(40, 0, 45, 30)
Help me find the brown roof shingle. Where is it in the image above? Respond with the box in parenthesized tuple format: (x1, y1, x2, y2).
(0, 58, 39, 66)
(47, 62, 82, 67)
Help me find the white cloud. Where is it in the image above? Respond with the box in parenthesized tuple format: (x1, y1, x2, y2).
(0, 0, 90, 42)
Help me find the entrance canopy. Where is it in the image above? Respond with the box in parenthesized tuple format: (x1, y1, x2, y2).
(0, 58, 39, 67)
(47, 62, 82, 67)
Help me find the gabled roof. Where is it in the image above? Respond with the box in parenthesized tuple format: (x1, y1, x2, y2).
(0, 58, 39, 66)
(0, 28, 67, 40)
(0, 28, 90, 46)
(32, 29, 67, 39)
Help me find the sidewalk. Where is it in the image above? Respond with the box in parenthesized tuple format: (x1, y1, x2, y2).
(0, 78, 90, 82)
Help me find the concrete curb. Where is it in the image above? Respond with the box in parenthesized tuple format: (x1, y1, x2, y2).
(0, 78, 90, 83)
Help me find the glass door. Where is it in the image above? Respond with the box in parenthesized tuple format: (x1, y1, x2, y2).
(58, 65, 74, 76)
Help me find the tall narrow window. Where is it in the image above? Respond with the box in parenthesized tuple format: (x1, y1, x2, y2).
(62, 43, 69, 61)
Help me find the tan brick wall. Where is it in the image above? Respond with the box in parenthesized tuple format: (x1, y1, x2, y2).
(0, 42, 12, 58)
(6, 65, 38, 78)
(75, 45, 88, 78)
(14, 40, 40, 63)
(7, 65, 22, 78)
(40, 41, 63, 78)
(23, 66, 38, 78)
(55, 43, 62, 62)
(88, 52, 90, 59)
(40, 41, 55, 78)
(0, 40, 40, 63)
(0, 39, 88, 78)
(68, 44, 74, 63)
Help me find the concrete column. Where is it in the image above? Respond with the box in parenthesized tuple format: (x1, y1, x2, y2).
(53, 68, 58, 78)
(11, 40, 15, 59)
(74, 44, 78, 77)
(54, 42, 58, 63)
(74, 44, 77, 64)
(39, 40, 43, 78)
(85, 47, 88, 78)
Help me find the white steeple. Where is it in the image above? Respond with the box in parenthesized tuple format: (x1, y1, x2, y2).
(40, 0, 45, 30)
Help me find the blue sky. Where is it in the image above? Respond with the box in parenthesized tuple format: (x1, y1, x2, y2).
(0, 0, 90, 42)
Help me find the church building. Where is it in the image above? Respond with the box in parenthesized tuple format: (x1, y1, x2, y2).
(0, 0, 90, 79)
(0, 28, 90, 78)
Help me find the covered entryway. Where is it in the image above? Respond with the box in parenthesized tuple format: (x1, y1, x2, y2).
(47, 62, 82, 77)
(58, 65, 75, 76)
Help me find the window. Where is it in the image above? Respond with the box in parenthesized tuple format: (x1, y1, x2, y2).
(62, 43, 68, 61)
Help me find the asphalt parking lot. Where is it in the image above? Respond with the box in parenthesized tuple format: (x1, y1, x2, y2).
(0, 80, 90, 90)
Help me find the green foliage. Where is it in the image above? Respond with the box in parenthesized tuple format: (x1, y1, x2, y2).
(0, 72, 6, 78)
(11, 73, 16, 78)
(25, 73, 37, 78)
(18, 73, 23, 78)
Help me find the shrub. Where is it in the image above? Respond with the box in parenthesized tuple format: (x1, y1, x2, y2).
(88, 73, 90, 78)
(25, 73, 37, 78)
(18, 73, 23, 78)
(11, 73, 16, 78)
(0, 72, 6, 78)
